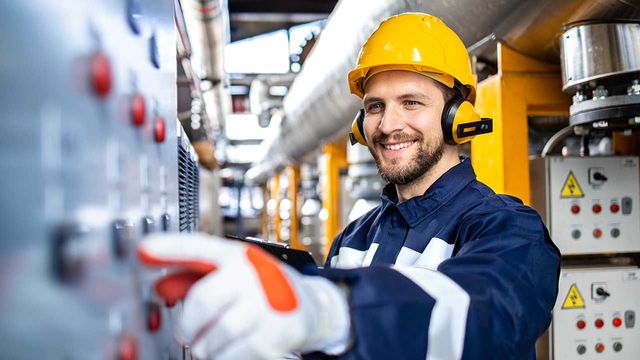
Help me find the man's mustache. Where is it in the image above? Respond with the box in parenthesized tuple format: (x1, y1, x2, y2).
(372, 132, 421, 144)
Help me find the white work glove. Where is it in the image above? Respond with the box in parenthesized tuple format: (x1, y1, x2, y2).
(137, 233, 351, 360)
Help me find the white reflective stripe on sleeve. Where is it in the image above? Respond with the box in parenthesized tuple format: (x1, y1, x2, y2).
(394, 266, 470, 360)
(361, 243, 379, 266)
(330, 246, 367, 269)
(394, 246, 420, 266)
(330, 254, 339, 267)
(330, 244, 379, 268)
(413, 237, 454, 270)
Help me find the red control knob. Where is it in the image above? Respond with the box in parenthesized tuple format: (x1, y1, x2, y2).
(613, 317, 622, 328)
(595, 318, 605, 328)
(91, 53, 112, 98)
(592, 204, 602, 214)
(571, 205, 581, 214)
(118, 333, 138, 360)
(131, 95, 146, 127)
(154, 117, 166, 143)
(595, 343, 605, 353)
(593, 228, 603, 239)
(576, 319, 586, 330)
(610, 203, 620, 213)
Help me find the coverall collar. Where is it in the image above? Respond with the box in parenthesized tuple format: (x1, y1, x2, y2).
(380, 157, 477, 227)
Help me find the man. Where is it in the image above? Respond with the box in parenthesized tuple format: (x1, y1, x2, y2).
(138, 13, 560, 360)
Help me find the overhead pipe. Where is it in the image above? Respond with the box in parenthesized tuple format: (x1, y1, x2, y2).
(246, 0, 639, 185)
(245, 0, 525, 184)
(179, 0, 230, 131)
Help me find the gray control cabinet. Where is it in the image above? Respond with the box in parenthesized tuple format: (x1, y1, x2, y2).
(550, 267, 640, 359)
(530, 156, 640, 255)
(0, 1, 194, 358)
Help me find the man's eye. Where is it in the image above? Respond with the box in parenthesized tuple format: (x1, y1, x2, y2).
(366, 103, 384, 113)
(404, 100, 419, 106)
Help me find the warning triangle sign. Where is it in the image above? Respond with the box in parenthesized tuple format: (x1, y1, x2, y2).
(561, 171, 584, 198)
(562, 283, 586, 309)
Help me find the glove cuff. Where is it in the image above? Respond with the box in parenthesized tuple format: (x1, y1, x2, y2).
(299, 276, 352, 355)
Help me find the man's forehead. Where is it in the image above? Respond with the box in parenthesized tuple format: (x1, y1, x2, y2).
(363, 70, 441, 99)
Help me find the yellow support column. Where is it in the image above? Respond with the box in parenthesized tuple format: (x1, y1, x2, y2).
(270, 174, 281, 243)
(287, 165, 302, 250)
(321, 137, 348, 258)
(472, 43, 572, 204)
(260, 183, 269, 239)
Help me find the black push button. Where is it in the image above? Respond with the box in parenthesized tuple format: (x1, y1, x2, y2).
(112, 219, 134, 259)
(51, 223, 88, 282)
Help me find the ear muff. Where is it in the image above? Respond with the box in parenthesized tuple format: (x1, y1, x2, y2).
(349, 109, 367, 145)
(442, 93, 493, 145)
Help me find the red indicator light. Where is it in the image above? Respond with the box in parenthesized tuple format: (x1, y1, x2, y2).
(592, 204, 602, 214)
(91, 53, 112, 98)
(576, 319, 586, 329)
(595, 343, 605, 353)
(610, 203, 620, 213)
(118, 333, 138, 360)
(595, 318, 604, 328)
(154, 117, 166, 143)
(593, 228, 603, 239)
(613, 317, 622, 327)
(131, 95, 146, 127)
(571, 205, 581, 214)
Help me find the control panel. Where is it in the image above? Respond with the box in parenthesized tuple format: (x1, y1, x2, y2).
(550, 266, 640, 359)
(0, 1, 198, 359)
(530, 156, 640, 255)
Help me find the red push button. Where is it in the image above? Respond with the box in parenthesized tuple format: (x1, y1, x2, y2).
(613, 317, 623, 327)
(610, 203, 620, 213)
(154, 117, 166, 143)
(595, 343, 605, 353)
(595, 318, 605, 328)
(571, 205, 581, 214)
(118, 333, 138, 360)
(146, 302, 162, 333)
(91, 53, 112, 98)
(592, 204, 602, 214)
(576, 319, 586, 330)
(131, 95, 146, 127)
(593, 228, 603, 239)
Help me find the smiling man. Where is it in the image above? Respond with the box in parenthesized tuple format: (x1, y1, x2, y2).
(362, 70, 455, 200)
(137, 13, 561, 360)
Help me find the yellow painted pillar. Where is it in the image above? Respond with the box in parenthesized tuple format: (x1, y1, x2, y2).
(472, 43, 572, 204)
(287, 165, 302, 250)
(269, 174, 281, 243)
(260, 183, 269, 239)
(321, 137, 348, 258)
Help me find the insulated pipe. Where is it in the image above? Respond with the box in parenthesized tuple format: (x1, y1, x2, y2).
(246, 0, 639, 185)
(180, 0, 230, 130)
(246, 0, 525, 184)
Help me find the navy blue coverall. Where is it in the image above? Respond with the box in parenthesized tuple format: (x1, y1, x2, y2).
(310, 157, 560, 360)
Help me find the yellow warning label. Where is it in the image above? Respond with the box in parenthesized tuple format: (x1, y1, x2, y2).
(562, 283, 586, 309)
(561, 171, 584, 198)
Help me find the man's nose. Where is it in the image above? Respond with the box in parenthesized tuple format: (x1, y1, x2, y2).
(378, 105, 405, 134)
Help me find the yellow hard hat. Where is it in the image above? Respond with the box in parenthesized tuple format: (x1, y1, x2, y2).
(348, 13, 476, 103)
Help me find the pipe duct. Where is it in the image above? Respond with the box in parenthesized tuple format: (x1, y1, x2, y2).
(246, 0, 640, 184)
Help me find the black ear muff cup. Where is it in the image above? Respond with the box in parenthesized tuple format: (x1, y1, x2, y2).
(441, 97, 465, 145)
(349, 109, 367, 146)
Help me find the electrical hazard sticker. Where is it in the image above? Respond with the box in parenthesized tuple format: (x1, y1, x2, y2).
(560, 171, 584, 198)
(562, 283, 586, 309)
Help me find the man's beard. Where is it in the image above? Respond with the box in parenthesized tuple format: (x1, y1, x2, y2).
(369, 132, 445, 185)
